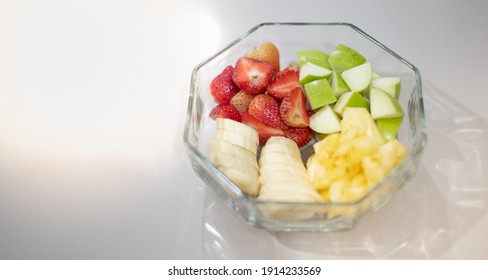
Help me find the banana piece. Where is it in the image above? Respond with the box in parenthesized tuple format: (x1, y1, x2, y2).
(257, 136, 323, 220)
(216, 129, 258, 155)
(216, 118, 259, 144)
(261, 142, 302, 157)
(210, 139, 258, 170)
(259, 153, 306, 170)
(211, 153, 259, 175)
(219, 167, 260, 197)
(210, 119, 260, 197)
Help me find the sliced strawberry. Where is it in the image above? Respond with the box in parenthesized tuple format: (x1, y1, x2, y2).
(248, 94, 288, 129)
(284, 127, 313, 147)
(279, 87, 310, 128)
(210, 66, 240, 104)
(230, 90, 254, 114)
(242, 112, 284, 144)
(232, 57, 273, 95)
(267, 69, 300, 101)
(209, 104, 242, 122)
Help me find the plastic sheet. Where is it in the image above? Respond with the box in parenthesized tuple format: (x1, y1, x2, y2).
(202, 81, 488, 259)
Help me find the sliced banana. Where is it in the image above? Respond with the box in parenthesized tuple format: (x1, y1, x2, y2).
(257, 136, 323, 220)
(216, 129, 258, 155)
(260, 143, 302, 159)
(219, 167, 260, 197)
(210, 119, 260, 197)
(266, 136, 298, 147)
(259, 163, 307, 177)
(259, 153, 305, 169)
(216, 118, 259, 144)
(259, 171, 311, 188)
(210, 139, 258, 170)
(210, 153, 259, 172)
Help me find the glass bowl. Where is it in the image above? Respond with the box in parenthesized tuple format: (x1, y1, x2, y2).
(184, 22, 427, 232)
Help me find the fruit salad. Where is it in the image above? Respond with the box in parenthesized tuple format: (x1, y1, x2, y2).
(207, 42, 407, 219)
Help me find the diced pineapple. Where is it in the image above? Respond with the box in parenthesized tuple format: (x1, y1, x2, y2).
(306, 107, 407, 209)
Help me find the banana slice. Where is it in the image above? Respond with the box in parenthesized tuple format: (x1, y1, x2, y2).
(216, 129, 258, 155)
(218, 167, 260, 197)
(210, 120, 260, 197)
(210, 139, 258, 170)
(259, 163, 307, 177)
(259, 171, 311, 188)
(216, 118, 259, 144)
(259, 153, 305, 169)
(257, 136, 323, 220)
(266, 136, 298, 147)
(260, 143, 302, 159)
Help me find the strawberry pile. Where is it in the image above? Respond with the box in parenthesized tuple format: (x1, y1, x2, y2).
(209, 42, 313, 147)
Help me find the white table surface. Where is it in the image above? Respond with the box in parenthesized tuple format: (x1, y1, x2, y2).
(1, 0, 487, 259)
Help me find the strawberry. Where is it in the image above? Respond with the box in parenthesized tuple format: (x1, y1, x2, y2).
(232, 57, 273, 95)
(284, 127, 313, 147)
(245, 42, 280, 73)
(248, 94, 288, 129)
(267, 69, 300, 101)
(242, 112, 284, 144)
(209, 104, 242, 122)
(285, 62, 299, 72)
(279, 87, 310, 127)
(210, 66, 240, 104)
(230, 90, 254, 114)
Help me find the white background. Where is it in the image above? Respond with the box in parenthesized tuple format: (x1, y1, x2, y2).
(0, 0, 487, 259)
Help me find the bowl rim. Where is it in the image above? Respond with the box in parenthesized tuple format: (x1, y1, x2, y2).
(184, 22, 428, 208)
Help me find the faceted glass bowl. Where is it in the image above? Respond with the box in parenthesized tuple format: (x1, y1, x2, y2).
(184, 23, 427, 232)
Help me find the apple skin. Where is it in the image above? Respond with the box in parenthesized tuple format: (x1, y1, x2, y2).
(333, 91, 370, 116)
(328, 44, 367, 72)
(303, 78, 337, 110)
(329, 70, 350, 97)
(299, 62, 332, 85)
(297, 49, 331, 69)
(376, 117, 403, 141)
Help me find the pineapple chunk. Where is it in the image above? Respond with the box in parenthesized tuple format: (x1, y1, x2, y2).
(306, 108, 407, 207)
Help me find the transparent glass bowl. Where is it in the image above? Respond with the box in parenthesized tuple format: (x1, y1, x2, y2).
(184, 23, 427, 232)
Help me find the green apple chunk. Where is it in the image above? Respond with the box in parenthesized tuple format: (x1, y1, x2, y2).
(341, 62, 372, 93)
(304, 79, 337, 110)
(372, 71, 382, 79)
(376, 117, 403, 142)
(333, 91, 370, 117)
(328, 44, 367, 72)
(370, 87, 404, 119)
(371, 77, 401, 99)
(329, 70, 350, 97)
(309, 105, 341, 134)
(296, 49, 330, 69)
(299, 62, 332, 85)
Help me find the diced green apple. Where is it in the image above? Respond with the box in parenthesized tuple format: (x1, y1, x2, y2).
(371, 77, 401, 99)
(296, 49, 330, 69)
(309, 105, 341, 134)
(329, 70, 350, 97)
(376, 117, 403, 142)
(299, 62, 332, 85)
(372, 71, 382, 79)
(303, 79, 337, 110)
(328, 44, 367, 72)
(333, 91, 370, 117)
(370, 87, 404, 119)
(341, 62, 372, 93)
